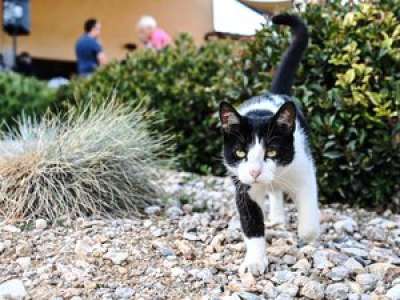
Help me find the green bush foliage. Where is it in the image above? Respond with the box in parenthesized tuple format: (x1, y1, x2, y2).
(0, 72, 56, 128)
(60, 0, 399, 208)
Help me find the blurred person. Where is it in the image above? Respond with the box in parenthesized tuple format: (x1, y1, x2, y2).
(75, 18, 107, 76)
(137, 16, 171, 50)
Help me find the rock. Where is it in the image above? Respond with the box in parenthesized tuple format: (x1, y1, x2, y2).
(0, 279, 27, 299)
(271, 270, 295, 284)
(325, 283, 349, 300)
(301, 281, 325, 300)
(152, 242, 175, 257)
(282, 255, 297, 265)
(16, 256, 31, 269)
(293, 258, 311, 272)
(277, 283, 299, 297)
(16, 241, 31, 257)
(175, 240, 194, 258)
(210, 233, 225, 252)
(355, 273, 378, 292)
(387, 284, 400, 300)
(344, 258, 365, 274)
(341, 248, 369, 258)
(276, 294, 294, 300)
(263, 281, 279, 299)
(0, 242, 5, 254)
(232, 292, 262, 300)
(2, 224, 21, 233)
(170, 267, 185, 278)
(313, 250, 334, 269)
(368, 263, 396, 279)
(35, 219, 47, 230)
(334, 218, 357, 233)
(327, 266, 350, 281)
(115, 287, 135, 299)
(183, 231, 200, 241)
(195, 268, 214, 283)
(144, 205, 162, 215)
(75, 238, 95, 259)
(165, 206, 183, 219)
(365, 226, 386, 241)
(103, 250, 129, 265)
(240, 272, 256, 288)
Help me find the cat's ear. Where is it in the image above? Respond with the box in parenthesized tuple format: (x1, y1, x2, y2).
(219, 101, 241, 131)
(274, 101, 296, 132)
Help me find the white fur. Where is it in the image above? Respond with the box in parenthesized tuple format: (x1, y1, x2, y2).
(228, 97, 320, 240)
(239, 237, 268, 275)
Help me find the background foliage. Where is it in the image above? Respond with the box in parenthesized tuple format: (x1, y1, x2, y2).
(5, 0, 399, 208)
(0, 72, 56, 128)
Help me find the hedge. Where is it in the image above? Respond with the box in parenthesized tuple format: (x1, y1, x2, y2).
(58, 0, 399, 208)
(0, 72, 56, 128)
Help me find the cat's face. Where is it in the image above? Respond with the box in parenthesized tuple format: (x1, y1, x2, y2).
(219, 101, 296, 185)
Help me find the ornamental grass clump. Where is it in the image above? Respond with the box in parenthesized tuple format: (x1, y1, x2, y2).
(0, 103, 172, 220)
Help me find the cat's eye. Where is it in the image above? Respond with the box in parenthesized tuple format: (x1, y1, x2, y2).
(265, 149, 277, 158)
(235, 149, 246, 159)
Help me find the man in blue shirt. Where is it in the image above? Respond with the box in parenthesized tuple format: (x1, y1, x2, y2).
(75, 18, 107, 76)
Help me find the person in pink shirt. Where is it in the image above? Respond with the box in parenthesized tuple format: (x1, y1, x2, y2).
(137, 16, 172, 50)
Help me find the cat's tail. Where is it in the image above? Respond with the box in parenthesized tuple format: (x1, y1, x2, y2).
(270, 14, 308, 96)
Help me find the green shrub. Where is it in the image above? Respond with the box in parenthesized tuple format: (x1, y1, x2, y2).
(0, 72, 56, 128)
(60, 0, 399, 208)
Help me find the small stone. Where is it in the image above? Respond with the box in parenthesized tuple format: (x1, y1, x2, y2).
(16, 257, 31, 269)
(170, 267, 185, 278)
(183, 231, 200, 241)
(277, 283, 299, 297)
(232, 292, 262, 300)
(327, 266, 350, 281)
(341, 248, 369, 258)
(0, 279, 27, 299)
(0, 242, 5, 254)
(71, 297, 82, 300)
(272, 270, 295, 284)
(325, 283, 349, 300)
(293, 258, 311, 272)
(103, 250, 129, 265)
(387, 284, 400, 300)
(365, 226, 386, 241)
(144, 205, 161, 215)
(16, 241, 32, 257)
(153, 242, 175, 257)
(2, 224, 21, 233)
(344, 258, 365, 274)
(368, 263, 396, 279)
(115, 287, 135, 299)
(356, 273, 378, 292)
(75, 238, 94, 259)
(196, 268, 214, 283)
(166, 206, 183, 219)
(348, 294, 361, 300)
(35, 219, 47, 230)
(240, 272, 256, 288)
(334, 218, 357, 233)
(313, 251, 334, 269)
(276, 294, 294, 300)
(282, 255, 297, 265)
(301, 281, 325, 300)
(175, 240, 194, 258)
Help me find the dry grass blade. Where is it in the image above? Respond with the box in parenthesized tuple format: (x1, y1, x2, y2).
(0, 102, 173, 220)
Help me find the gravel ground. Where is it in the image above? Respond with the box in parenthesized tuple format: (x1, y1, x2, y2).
(0, 171, 400, 300)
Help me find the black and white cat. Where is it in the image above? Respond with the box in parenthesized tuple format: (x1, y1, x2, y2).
(219, 14, 320, 275)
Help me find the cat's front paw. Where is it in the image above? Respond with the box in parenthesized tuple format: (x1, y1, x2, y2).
(239, 255, 268, 276)
(298, 221, 320, 243)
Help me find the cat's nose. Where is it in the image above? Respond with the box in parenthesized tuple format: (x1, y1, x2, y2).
(249, 169, 261, 179)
